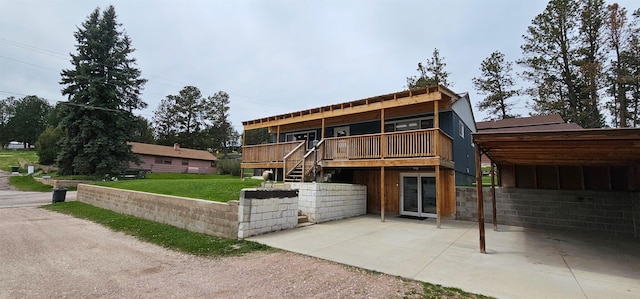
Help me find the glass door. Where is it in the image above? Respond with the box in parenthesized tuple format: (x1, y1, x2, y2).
(400, 173, 436, 217)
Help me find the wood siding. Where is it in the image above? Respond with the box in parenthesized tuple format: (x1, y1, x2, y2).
(353, 168, 455, 218)
(129, 154, 217, 174)
(498, 163, 640, 191)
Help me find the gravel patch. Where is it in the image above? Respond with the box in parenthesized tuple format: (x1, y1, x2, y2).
(0, 207, 425, 298)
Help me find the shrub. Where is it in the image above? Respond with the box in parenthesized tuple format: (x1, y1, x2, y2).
(218, 158, 241, 176)
(36, 126, 63, 165)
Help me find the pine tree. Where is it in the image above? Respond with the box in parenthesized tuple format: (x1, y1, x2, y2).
(58, 6, 147, 175)
(472, 51, 520, 120)
(406, 48, 451, 89)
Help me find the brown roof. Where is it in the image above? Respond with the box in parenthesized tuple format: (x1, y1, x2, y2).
(477, 114, 582, 133)
(129, 142, 217, 161)
(473, 128, 640, 166)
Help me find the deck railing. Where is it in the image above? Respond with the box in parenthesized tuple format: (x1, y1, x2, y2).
(323, 129, 451, 161)
(242, 129, 452, 164)
(283, 142, 306, 176)
(242, 141, 303, 163)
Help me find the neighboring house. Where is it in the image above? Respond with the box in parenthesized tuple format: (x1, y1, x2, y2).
(128, 142, 217, 174)
(476, 114, 582, 167)
(241, 85, 476, 220)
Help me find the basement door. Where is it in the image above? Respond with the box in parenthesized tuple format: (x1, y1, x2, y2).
(400, 173, 436, 217)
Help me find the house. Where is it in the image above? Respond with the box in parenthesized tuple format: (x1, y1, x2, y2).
(241, 85, 477, 222)
(471, 127, 640, 251)
(128, 142, 218, 174)
(476, 114, 582, 167)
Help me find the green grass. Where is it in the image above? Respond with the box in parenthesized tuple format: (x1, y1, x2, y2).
(0, 149, 38, 172)
(420, 282, 494, 299)
(9, 175, 54, 192)
(94, 174, 262, 202)
(42, 201, 271, 257)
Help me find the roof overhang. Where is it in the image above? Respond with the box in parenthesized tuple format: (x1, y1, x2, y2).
(242, 85, 459, 131)
(472, 128, 640, 166)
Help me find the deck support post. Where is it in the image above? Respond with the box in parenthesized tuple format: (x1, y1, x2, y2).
(475, 145, 486, 253)
(381, 166, 385, 222)
(491, 161, 497, 231)
(436, 165, 441, 228)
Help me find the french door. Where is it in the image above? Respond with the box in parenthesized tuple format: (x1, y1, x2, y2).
(400, 173, 436, 217)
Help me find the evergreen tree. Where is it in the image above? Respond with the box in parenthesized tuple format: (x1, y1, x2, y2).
(519, 0, 583, 125)
(58, 6, 147, 175)
(206, 91, 236, 153)
(605, 4, 639, 127)
(153, 87, 237, 152)
(406, 48, 451, 89)
(472, 51, 520, 120)
(519, 0, 611, 128)
(576, 0, 606, 127)
(153, 86, 204, 149)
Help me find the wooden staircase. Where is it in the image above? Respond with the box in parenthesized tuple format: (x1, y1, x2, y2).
(284, 165, 303, 182)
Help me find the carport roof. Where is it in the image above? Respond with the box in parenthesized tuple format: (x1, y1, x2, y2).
(472, 128, 640, 166)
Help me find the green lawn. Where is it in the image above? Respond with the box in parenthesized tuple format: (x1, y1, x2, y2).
(94, 174, 262, 202)
(43, 201, 270, 256)
(0, 149, 38, 172)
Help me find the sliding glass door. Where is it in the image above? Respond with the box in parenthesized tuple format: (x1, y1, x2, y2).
(400, 173, 436, 217)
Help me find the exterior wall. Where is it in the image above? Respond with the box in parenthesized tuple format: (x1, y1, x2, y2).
(77, 184, 238, 238)
(353, 168, 456, 218)
(290, 182, 366, 223)
(441, 110, 476, 186)
(238, 189, 299, 238)
(129, 154, 216, 174)
(456, 186, 640, 238)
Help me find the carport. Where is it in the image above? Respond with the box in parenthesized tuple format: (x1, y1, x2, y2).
(472, 128, 640, 253)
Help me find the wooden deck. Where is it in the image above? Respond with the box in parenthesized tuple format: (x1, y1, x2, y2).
(241, 129, 454, 170)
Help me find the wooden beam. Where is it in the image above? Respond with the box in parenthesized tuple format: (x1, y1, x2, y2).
(475, 145, 486, 253)
(381, 166, 385, 222)
(491, 161, 497, 231)
(321, 118, 325, 139)
(380, 108, 385, 159)
(434, 100, 439, 157)
(242, 91, 446, 130)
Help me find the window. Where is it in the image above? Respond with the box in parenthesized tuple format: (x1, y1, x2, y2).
(182, 159, 189, 166)
(385, 117, 434, 132)
(155, 156, 172, 164)
(211, 161, 217, 167)
(285, 130, 317, 149)
(459, 120, 465, 137)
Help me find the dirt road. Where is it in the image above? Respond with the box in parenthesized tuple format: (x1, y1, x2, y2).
(0, 207, 424, 298)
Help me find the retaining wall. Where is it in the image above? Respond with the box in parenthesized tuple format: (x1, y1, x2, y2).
(77, 184, 238, 238)
(456, 186, 640, 238)
(237, 189, 299, 238)
(35, 177, 95, 188)
(291, 182, 367, 223)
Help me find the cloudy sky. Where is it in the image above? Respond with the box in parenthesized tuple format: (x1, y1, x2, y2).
(1, 0, 636, 132)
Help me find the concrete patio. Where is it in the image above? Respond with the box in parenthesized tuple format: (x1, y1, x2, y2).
(249, 215, 640, 299)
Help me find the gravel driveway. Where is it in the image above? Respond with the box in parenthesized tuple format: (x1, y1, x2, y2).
(0, 207, 425, 298)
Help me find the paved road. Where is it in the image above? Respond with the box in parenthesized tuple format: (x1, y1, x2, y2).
(0, 171, 76, 208)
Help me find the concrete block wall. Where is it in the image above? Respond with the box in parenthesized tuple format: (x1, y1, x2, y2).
(456, 186, 640, 238)
(237, 189, 299, 238)
(291, 183, 367, 223)
(77, 184, 238, 238)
